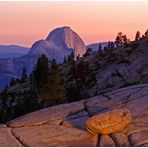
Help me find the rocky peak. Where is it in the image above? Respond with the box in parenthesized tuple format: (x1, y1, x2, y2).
(27, 26, 86, 62)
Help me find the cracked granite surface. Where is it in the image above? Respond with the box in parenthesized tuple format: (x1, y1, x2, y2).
(0, 84, 148, 146)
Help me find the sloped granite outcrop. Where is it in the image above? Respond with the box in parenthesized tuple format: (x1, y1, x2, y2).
(12, 125, 97, 147)
(7, 100, 84, 128)
(0, 127, 22, 146)
(1, 84, 148, 146)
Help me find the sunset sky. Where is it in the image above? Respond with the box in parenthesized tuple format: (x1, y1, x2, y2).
(0, 1, 148, 47)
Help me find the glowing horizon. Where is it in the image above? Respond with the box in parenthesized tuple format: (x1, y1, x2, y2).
(0, 1, 148, 47)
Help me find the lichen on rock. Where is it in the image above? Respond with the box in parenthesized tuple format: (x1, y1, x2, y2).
(86, 109, 132, 135)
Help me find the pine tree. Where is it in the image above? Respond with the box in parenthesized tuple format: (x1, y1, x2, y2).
(63, 56, 67, 63)
(96, 44, 103, 57)
(107, 41, 113, 52)
(115, 32, 123, 46)
(70, 51, 75, 60)
(75, 59, 89, 84)
(33, 54, 49, 86)
(145, 29, 148, 37)
(110, 42, 114, 50)
(98, 44, 102, 51)
(42, 59, 67, 107)
(115, 32, 130, 46)
(83, 48, 92, 57)
(135, 31, 141, 41)
(142, 35, 145, 39)
(21, 67, 27, 82)
(9, 78, 16, 86)
(66, 58, 90, 101)
(103, 46, 108, 53)
(76, 60, 90, 99)
(67, 51, 75, 62)
(76, 54, 80, 60)
(122, 35, 130, 44)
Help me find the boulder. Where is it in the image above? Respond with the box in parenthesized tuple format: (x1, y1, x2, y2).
(86, 109, 131, 135)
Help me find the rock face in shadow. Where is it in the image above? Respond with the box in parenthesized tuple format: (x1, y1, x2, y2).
(60, 37, 148, 97)
(1, 84, 147, 146)
(62, 111, 89, 130)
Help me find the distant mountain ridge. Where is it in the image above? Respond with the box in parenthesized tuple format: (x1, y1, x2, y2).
(0, 45, 30, 58)
(87, 42, 109, 51)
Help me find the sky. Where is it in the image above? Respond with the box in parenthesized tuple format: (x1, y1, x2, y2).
(0, 1, 148, 47)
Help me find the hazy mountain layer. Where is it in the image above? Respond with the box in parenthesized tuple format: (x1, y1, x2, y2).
(0, 45, 29, 58)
